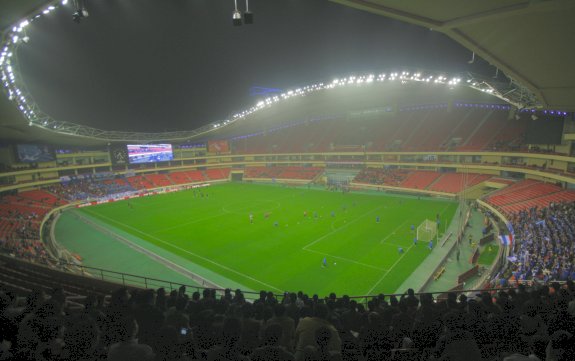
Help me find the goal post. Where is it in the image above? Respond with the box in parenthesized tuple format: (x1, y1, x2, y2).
(417, 219, 438, 243)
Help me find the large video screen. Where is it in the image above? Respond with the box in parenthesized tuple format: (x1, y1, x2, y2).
(524, 116, 564, 145)
(16, 144, 55, 162)
(127, 144, 174, 164)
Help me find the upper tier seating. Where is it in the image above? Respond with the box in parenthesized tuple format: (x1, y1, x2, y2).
(399, 170, 441, 190)
(244, 166, 322, 180)
(353, 168, 407, 186)
(458, 110, 508, 151)
(231, 106, 514, 154)
(428, 173, 491, 193)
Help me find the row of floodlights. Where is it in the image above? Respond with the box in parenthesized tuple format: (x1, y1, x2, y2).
(518, 109, 569, 116)
(0, 1, 472, 134)
(230, 72, 462, 121)
(11, 0, 248, 26)
(233, 0, 253, 26)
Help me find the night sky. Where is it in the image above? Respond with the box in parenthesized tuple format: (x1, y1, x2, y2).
(17, 0, 479, 132)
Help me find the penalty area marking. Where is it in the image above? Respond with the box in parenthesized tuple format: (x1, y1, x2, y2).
(302, 206, 383, 250)
(222, 200, 281, 215)
(85, 211, 284, 293)
(379, 220, 408, 244)
(154, 211, 230, 234)
(366, 244, 414, 295)
(302, 248, 387, 271)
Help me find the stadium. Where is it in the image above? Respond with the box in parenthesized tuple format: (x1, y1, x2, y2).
(1, 1, 575, 360)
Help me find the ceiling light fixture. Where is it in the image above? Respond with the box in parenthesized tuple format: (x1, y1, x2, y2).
(72, 0, 89, 23)
(232, 0, 242, 26)
(244, 0, 253, 24)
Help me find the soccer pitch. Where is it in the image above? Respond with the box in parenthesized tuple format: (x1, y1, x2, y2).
(79, 183, 457, 296)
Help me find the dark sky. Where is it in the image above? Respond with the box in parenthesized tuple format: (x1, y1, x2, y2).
(17, 0, 476, 132)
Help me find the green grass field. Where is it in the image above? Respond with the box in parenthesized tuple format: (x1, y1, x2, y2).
(79, 183, 457, 296)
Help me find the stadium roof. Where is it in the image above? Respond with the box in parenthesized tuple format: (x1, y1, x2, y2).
(0, 0, 574, 145)
(332, 0, 575, 112)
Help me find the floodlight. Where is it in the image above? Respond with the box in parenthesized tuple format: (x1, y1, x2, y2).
(233, 0, 242, 26)
(244, 0, 253, 24)
(72, 0, 88, 23)
(72, 10, 83, 23)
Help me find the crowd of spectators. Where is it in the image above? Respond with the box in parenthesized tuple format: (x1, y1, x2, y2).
(508, 202, 575, 283)
(0, 201, 46, 261)
(2, 283, 575, 361)
(353, 168, 406, 187)
(0, 238, 48, 263)
(46, 180, 135, 202)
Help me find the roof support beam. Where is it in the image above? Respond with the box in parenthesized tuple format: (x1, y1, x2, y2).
(442, 0, 575, 29)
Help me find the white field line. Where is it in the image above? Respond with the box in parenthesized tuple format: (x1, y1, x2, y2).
(382, 242, 407, 249)
(152, 190, 294, 233)
(380, 220, 408, 244)
(154, 211, 229, 233)
(366, 203, 454, 295)
(302, 206, 383, 250)
(366, 244, 415, 295)
(87, 211, 283, 292)
(302, 248, 387, 271)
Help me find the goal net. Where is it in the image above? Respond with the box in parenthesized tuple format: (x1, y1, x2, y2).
(417, 219, 438, 243)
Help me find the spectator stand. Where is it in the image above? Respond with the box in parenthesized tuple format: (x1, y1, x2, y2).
(4, 249, 575, 361)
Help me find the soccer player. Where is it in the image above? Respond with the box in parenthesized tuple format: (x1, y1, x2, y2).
(376, 216, 380, 223)
(410, 224, 415, 232)
(428, 240, 433, 251)
(322, 257, 328, 267)
(331, 211, 335, 217)
(303, 210, 308, 218)
(274, 221, 278, 227)
(413, 237, 417, 246)
(249, 213, 253, 224)
(398, 247, 404, 254)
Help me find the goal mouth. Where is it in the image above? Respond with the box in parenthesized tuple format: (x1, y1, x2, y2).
(417, 219, 438, 243)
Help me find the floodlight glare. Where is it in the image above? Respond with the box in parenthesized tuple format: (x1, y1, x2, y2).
(233, 10, 242, 26)
(72, 0, 88, 23)
(233, 0, 242, 26)
(72, 11, 83, 23)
